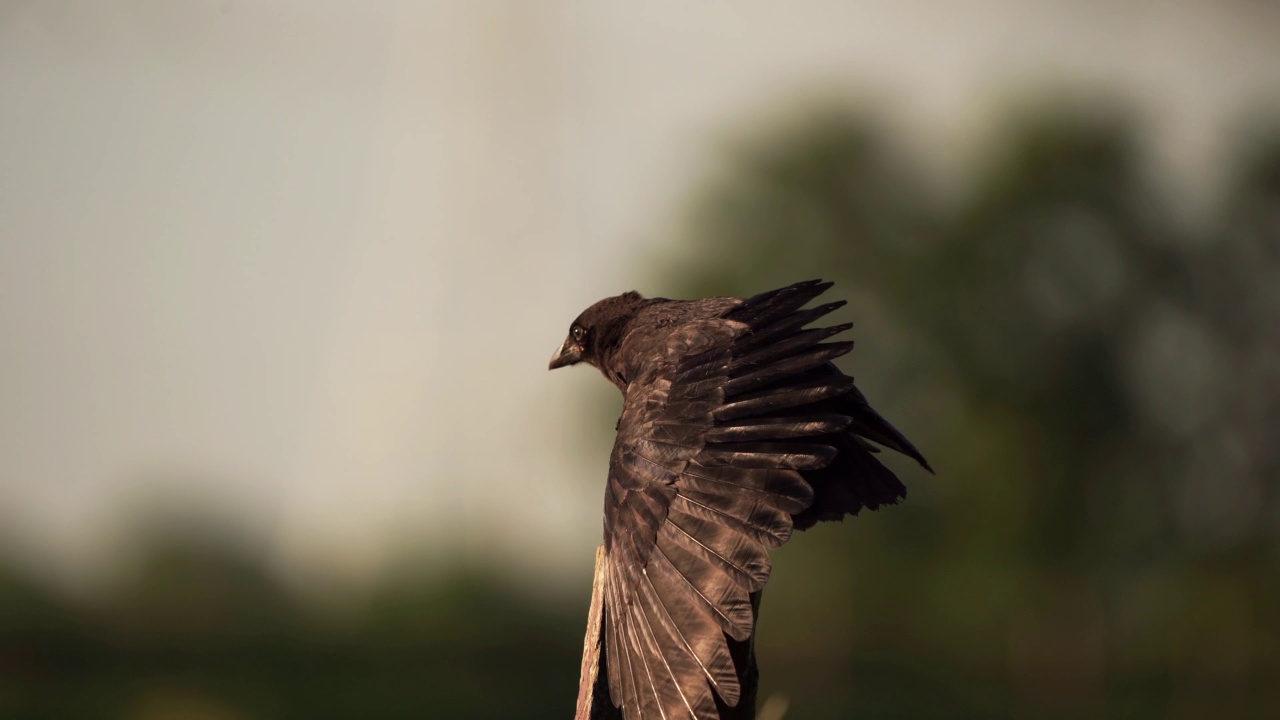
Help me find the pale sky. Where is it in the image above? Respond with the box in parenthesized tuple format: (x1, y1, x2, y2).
(1, 0, 1277, 599)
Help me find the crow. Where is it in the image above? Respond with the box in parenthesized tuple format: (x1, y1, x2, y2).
(549, 279, 931, 720)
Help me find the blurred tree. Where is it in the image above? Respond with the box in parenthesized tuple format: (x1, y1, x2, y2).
(0, 527, 585, 719)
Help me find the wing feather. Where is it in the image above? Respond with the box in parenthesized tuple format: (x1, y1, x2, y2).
(727, 323, 852, 372)
(648, 531, 754, 641)
(606, 572, 641, 717)
(697, 441, 838, 470)
(705, 413, 852, 442)
(640, 562, 742, 703)
(725, 279, 833, 327)
(679, 464, 813, 514)
(715, 375, 856, 421)
(632, 586, 705, 719)
(732, 300, 847, 353)
(660, 514, 770, 592)
(605, 600, 625, 708)
(624, 601, 667, 719)
(722, 341, 854, 396)
(670, 490, 792, 547)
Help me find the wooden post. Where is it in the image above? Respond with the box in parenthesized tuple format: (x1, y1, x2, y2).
(574, 544, 621, 720)
(573, 544, 760, 719)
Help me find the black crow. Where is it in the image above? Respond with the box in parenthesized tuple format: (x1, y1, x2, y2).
(550, 279, 930, 720)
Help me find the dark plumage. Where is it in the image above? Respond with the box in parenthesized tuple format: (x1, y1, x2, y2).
(550, 280, 930, 720)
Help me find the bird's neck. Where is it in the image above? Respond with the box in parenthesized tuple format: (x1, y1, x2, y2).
(595, 322, 636, 392)
(597, 343, 631, 391)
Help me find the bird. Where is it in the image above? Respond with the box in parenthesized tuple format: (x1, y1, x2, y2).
(549, 279, 931, 720)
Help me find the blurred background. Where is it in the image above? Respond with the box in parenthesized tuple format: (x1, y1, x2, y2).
(2, 1, 1278, 718)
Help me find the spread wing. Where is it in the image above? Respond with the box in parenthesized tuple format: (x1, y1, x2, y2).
(601, 280, 863, 720)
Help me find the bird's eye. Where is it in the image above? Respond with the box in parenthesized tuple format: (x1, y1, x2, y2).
(571, 325, 585, 341)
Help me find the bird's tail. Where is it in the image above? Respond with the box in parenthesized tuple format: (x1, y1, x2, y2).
(790, 395, 928, 530)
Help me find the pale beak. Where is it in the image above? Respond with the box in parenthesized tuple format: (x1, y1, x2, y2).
(549, 339, 582, 370)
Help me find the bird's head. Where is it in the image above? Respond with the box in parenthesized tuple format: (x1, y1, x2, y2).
(549, 290, 647, 371)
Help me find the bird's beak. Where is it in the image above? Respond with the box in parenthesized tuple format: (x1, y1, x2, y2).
(548, 340, 582, 370)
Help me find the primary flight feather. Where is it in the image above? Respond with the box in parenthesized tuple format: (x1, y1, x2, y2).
(550, 279, 931, 720)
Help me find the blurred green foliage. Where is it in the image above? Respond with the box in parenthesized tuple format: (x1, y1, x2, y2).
(0, 529, 586, 719)
(2, 105, 1277, 719)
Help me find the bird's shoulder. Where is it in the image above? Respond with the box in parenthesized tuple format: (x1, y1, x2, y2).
(609, 297, 744, 382)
